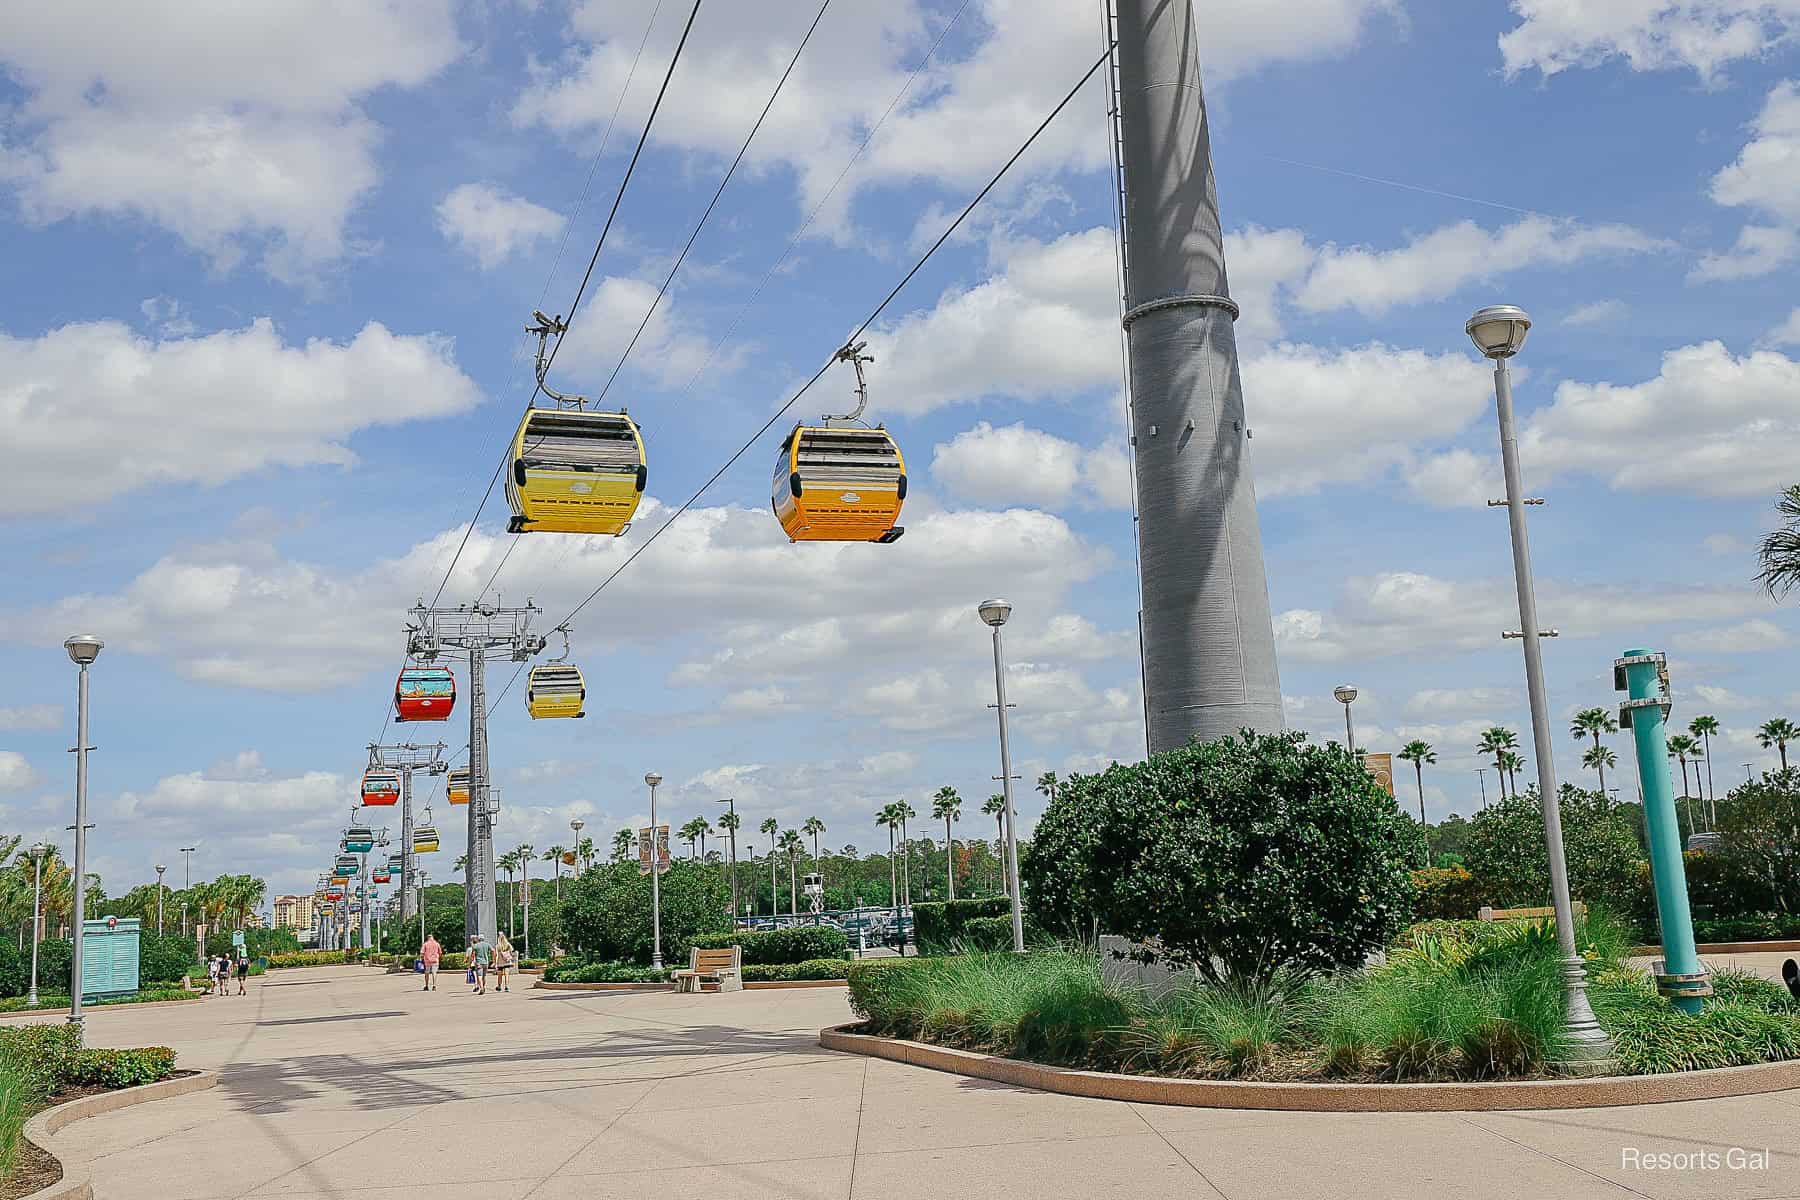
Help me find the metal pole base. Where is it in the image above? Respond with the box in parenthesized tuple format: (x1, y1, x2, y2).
(1555, 956, 1617, 1077)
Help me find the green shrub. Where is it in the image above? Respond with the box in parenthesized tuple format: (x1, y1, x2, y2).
(542, 959, 669, 984)
(0, 943, 26, 1000)
(740, 959, 850, 982)
(267, 951, 347, 969)
(138, 933, 198, 984)
(1690, 913, 1800, 942)
(1463, 786, 1645, 918)
(0, 1025, 80, 1103)
(1411, 865, 1481, 920)
(690, 926, 848, 965)
(1024, 730, 1419, 983)
(1125, 973, 1300, 1078)
(63, 1047, 176, 1089)
(1589, 966, 1800, 1073)
(912, 899, 1011, 952)
(0, 1062, 24, 1180)
(561, 862, 729, 965)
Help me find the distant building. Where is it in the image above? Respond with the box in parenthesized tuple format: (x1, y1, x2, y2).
(273, 894, 316, 931)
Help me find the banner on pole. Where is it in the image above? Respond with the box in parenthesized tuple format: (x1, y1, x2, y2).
(1362, 752, 1394, 796)
(638, 827, 653, 875)
(639, 826, 672, 874)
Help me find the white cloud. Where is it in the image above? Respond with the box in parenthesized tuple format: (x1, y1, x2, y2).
(0, 318, 482, 515)
(1499, 1, 1800, 79)
(514, 1, 1398, 235)
(1673, 618, 1793, 653)
(0, 2, 462, 280)
(1405, 448, 1500, 509)
(930, 422, 1128, 510)
(550, 275, 718, 388)
(1563, 300, 1628, 326)
(1512, 340, 1800, 498)
(0, 753, 37, 793)
(1691, 683, 1757, 709)
(0, 706, 61, 732)
(720, 686, 788, 716)
(436, 183, 566, 270)
(1291, 218, 1666, 318)
(1690, 224, 1800, 282)
(1276, 571, 1777, 662)
(1704, 533, 1748, 556)
(1763, 306, 1800, 345)
(1405, 687, 1520, 716)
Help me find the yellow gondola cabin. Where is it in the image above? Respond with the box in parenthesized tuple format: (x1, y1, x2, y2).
(771, 424, 906, 543)
(506, 408, 646, 535)
(525, 664, 585, 719)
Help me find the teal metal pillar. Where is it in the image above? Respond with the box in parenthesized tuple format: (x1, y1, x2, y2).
(1616, 649, 1709, 1013)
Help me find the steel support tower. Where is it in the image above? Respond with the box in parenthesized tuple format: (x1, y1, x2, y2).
(406, 601, 546, 946)
(367, 742, 448, 924)
(1111, 0, 1285, 751)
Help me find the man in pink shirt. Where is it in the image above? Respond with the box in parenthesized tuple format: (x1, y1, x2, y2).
(421, 934, 442, 991)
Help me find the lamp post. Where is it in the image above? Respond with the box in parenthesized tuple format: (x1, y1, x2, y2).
(64, 633, 102, 1035)
(569, 818, 585, 879)
(27, 844, 47, 1008)
(417, 870, 428, 947)
(1745, 763, 1755, 785)
(715, 797, 739, 925)
(179, 845, 196, 935)
(1333, 685, 1359, 755)
(645, 772, 664, 969)
(978, 599, 1025, 954)
(154, 863, 167, 936)
(1476, 768, 1489, 810)
(1467, 304, 1614, 1072)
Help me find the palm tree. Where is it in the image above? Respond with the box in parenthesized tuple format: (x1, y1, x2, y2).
(982, 793, 1008, 897)
(778, 829, 804, 915)
(1396, 740, 1435, 864)
(894, 799, 917, 908)
(760, 817, 779, 916)
(497, 848, 519, 938)
(1496, 749, 1526, 796)
(1689, 714, 1721, 826)
(1760, 717, 1797, 771)
(679, 817, 707, 859)
(514, 842, 534, 953)
(542, 845, 567, 900)
(1036, 771, 1058, 806)
(1583, 744, 1617, 794)
(1755, 483, 1800, 598)
(876, 805, 899, 909)
(1570, 707, 1617, 754)
(611, 828, 633, 862)
(1667, 733, 1702, 832)
(576, 835, 596, 871)
(802, 816, 826, 883)
(931, 786, 962, 900)
(1476, 727, 1519, 798)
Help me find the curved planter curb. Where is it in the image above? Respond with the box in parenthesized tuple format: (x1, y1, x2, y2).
(818, 1025, 1800, 1113)
(744, 979, 848, 990)
(533, 980, 673, 992)
(19, 1071, 219, 1199)
(1633, 939, 1800, 956)
(0, 996, 204, 1021)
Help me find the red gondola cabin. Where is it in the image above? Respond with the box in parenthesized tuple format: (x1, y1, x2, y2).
(394, 666, 455, 722)
(361, 769, 400, 806)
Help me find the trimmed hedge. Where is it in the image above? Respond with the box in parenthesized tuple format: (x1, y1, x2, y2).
(912, 899, 1010, 953)
(690, 927, 848, 965)
(542, 959, 670, 984)
(1411, 864, 1481, 920)
(0, 1025, 80, 1103)
(1690, 913, 1800, 943)
(267, 950, 348, 969)
(63, 1047, 177, 1089)
(741, 959, 851, 983)
(847, 956, 945, 1021)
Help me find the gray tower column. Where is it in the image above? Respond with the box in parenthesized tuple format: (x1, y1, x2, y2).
(1116, 0, 1283, 752)
(399, 768, 415, 925)
(466, 650, 498, 945)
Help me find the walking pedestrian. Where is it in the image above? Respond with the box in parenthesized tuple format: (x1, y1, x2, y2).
(470, 934, 492, 994)
(493, 933, 515, 993)
(235, 953, 249, 995)
(420, 933, 442, 992)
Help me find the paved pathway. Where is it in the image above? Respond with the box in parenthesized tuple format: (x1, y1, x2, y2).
(26, 965, 1800, 1199)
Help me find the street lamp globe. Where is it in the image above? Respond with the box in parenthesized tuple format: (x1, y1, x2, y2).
(1465, 305, 1532, 360)
(977, 599, 1012, 628)
(63, 635, 104, 666)
(1332, 684, 1359, 705)
(644, 772, 662, 789)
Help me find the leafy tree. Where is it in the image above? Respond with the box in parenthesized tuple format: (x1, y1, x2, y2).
(1754, 483, 1800, 599)
(1716, 768, 1800, 914)
(1396, 740, 1435, 863)
(1477, 727, 1519, 798)
(1023, 730, 1418, 983)
(1758, 717, 1797, 771)
(1429, 812, 1474, 865)
(560, 861, 729, 963)
(1461, 784, 1645, 917)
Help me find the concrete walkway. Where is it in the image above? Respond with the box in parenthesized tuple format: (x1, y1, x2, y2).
(28, 965, 1800, 1199)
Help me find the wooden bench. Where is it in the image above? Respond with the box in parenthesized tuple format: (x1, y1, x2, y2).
(1478, 902, 1586, 925)
(673, 946, 742, 994)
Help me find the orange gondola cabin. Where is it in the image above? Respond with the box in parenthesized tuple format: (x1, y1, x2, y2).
(361, 769, 400, 806)
(394, 666, 455, 722)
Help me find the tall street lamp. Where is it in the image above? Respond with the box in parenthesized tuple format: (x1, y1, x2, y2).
(979, 599, 1025, 954)
(28, 844, 47, 1008)
(1333, 684, 1359, 754)
(645, 772, 664, 969)
(64, 633, 102, 1034)
(569, 818, 585, 878)
(154, 863, 167, 936)
(1467, 303, 1615, 1073)
(715, 796, 739, 925)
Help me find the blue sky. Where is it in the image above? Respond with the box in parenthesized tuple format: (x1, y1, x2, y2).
(4, 0, 1799, 904)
